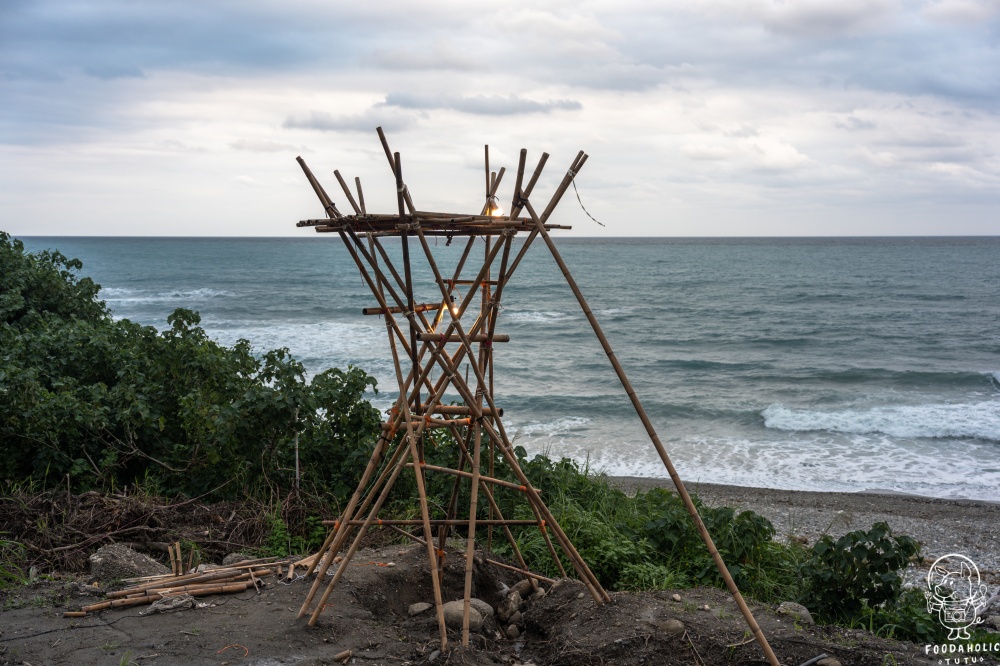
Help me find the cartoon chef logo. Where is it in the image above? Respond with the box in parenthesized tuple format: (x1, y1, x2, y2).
(925, 554, 990, 640)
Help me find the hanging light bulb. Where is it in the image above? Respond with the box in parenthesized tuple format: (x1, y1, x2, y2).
(450, 295, 459, 317)
(487, 196, 504, 217)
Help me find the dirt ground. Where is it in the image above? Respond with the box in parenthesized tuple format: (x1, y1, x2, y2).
(4, 542, 994, 666)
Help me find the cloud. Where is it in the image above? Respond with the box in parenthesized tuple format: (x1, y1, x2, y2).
(381, 93, 582, 116)
(231, 138, 301, 153)
(282, 108, 416, 133)
(366, 45, 480, 71)
(680, 144, 731, 160)
(836, 116, 877, 131)
(922, 0, 1000, 24)
(754, 0, 902, 37)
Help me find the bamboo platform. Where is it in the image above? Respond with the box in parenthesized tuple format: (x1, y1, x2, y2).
(291, 128, 780, 666)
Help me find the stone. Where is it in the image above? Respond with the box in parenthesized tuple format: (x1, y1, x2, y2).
(816, 659, 842, 666)
(144, 593, 195, 614)
(671, 593, 681, 602)
(506, 624, 520, 639)
(512, 579, 534, 598)
(469, 598, 494, 619)
(986, 615, 1000, 629)
(441, 600, 483, 631)
(777, 601, 815, 626)
(508, 610, 522, 625)
(222, 552, 252, 566)
(577, 592, 585, 599)
(533, 586, 546, 599)
(498, 591, 522, 623)
(656, 619, 685, 636)
(89, 544, 169, 583)
(408, 602, 432, 617)
(428, 649, 441, 662)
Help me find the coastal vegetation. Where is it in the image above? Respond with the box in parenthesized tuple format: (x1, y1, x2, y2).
(0, 232, 973, 647)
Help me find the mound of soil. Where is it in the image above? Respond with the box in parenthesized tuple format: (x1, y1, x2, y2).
(3, 542, 988, 666)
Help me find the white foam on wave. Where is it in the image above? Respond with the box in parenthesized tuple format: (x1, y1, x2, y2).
(508, 416, 591, 438)
(761, 402, 1000, 441)
(101, 287, 238, 304)
(519, 430, 1000, 501)
(201, 319, 396, 383)
(501, 310, 574, 324)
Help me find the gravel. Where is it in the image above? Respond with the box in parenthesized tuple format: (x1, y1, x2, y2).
(608, 477, 1000, 587)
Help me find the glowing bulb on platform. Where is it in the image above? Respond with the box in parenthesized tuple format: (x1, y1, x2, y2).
(487, 196, 504, 217)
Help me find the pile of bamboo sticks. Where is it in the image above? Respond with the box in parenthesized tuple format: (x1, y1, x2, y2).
(62, 556, 282, 618)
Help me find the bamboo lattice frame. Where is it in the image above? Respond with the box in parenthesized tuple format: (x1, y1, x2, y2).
(292, 129, 780, 666)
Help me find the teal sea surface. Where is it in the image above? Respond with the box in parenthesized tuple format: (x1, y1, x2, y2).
(19, 236, 1000, 500)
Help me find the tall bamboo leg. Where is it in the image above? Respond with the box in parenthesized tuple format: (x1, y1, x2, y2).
(387, 321, 448, 651)
(521, 196, 780, 666)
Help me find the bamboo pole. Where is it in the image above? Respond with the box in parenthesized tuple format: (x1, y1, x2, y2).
(520, 196, 781, 666)
(385, 300, 448, 651)
(355, 177, 366, 215)
(408, 463, 525, 490)
(418, 333, 509, 343)
(376, 127, 415, 213)
(333, 170, 362, 215)
(448, 425, 541, 592)
(484, 559, 557, 585)
(413, 229, 605, 600)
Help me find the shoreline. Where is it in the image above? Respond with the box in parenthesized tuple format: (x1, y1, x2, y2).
(607, 475, 1000, 579)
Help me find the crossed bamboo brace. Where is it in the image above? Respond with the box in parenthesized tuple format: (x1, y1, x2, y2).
(292, 129, 780, 666)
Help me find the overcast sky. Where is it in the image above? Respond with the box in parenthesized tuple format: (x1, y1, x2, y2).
(2, 0, 998, 236)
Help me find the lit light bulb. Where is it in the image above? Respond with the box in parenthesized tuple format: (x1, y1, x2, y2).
(487, 196, 504, 217)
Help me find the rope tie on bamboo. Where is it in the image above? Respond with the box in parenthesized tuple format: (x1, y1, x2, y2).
(436, 549, 446, 561)
(567, 170, 606, 228)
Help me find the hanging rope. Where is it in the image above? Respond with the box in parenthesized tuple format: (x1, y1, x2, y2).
(569, 173, 605, 227)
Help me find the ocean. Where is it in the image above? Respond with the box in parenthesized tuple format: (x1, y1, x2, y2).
(18, 235, 1000, 501)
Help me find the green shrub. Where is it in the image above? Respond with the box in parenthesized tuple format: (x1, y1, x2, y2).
(0, 231, 382, 499)
(799, 521, 919, 621)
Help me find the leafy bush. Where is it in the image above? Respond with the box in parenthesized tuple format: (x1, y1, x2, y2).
(0, 231, 382, 499)
(799, 521, 920, 621)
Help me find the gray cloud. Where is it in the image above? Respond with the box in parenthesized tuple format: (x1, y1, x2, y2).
(382, 93, 582, 115)
(283, 109, 416, 134)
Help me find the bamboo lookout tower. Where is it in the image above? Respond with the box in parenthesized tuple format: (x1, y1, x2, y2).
(292, 128, 780, 666)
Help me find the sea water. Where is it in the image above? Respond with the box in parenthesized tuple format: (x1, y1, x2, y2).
(18, 236, 1000, 501)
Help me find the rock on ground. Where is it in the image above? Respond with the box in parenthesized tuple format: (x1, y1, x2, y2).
(442, 600, 483, 631)
(498, 590, 522, 623)
(88, 544, 169, 583)
(776, 601, 815, 625)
